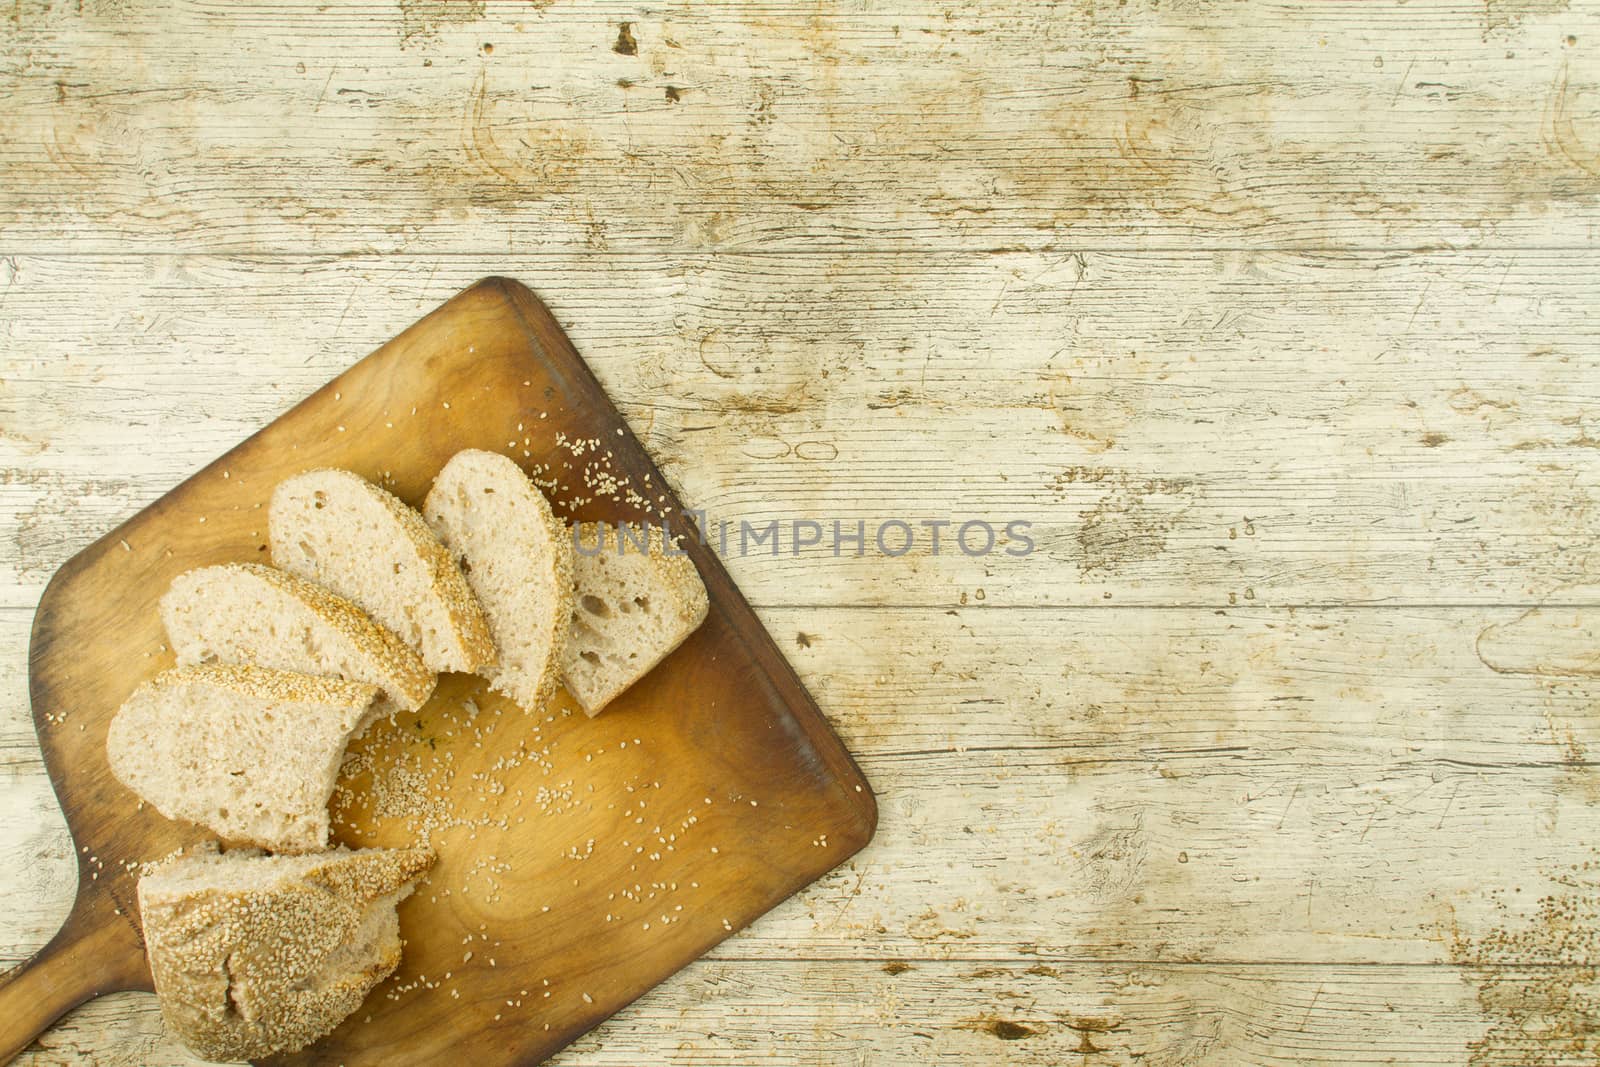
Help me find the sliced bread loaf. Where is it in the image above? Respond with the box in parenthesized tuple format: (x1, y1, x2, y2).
(269, 469, 495, 674)
(107, 664, 379, 852)
(160, 562, 435, 718)
(562, 522, 709, 715)
(422, 449, 575, 711)
(139, 843, 433, 1062)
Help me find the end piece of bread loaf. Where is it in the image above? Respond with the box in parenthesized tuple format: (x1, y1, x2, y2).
(423, 449, 575, 711)
(160, 562, 435, 719)
(107, 664, 379, 852)
(269, 469, 495, 674)
(562, 522, 709, 715)
(138, 843, 433, 1062)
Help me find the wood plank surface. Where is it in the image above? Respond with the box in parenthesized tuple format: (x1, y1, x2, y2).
(4, 253, 1600, 610)
(2, 2, 1599, 252)
(9, 596, 1600, 1061)
(7, 0, 1600, 1062)
(3, 961, 1529, 1067)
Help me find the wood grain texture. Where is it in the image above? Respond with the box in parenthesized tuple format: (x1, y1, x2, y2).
(6, 0, 1600, 1062)
(0, 961, 1527, 1067)
(3, 253, 1600, 610)
(1, 2, 1598, 252)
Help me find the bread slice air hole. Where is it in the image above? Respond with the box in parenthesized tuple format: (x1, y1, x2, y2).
(581, 595, 609, 618)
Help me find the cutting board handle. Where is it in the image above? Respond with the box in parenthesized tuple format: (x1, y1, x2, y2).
(0, 891, 149, 1065)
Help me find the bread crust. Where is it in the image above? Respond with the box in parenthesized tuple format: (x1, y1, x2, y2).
(138, 845, 434, 1062)
(162, 562, 436, 711)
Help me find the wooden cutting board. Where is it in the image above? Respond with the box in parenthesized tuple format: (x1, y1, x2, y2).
(0, 278, 877, 1066)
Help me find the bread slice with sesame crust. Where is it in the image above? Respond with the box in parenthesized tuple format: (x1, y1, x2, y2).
(138, 843, 434, 1062)
(423, 450, 575, 712)
(107, 664, 380, 853)
(161, 562, 435, 721)
(561, 522, 709, 715)
(269, 469, 495, 675)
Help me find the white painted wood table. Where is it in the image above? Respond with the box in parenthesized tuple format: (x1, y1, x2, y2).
(5, 2, 1600, 1063)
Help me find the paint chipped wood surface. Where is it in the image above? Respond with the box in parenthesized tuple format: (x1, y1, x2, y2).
(4, 1, 1600, 1064)
(4, 2, 1600, 252)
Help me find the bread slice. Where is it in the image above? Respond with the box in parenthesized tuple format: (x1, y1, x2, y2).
(138, 843, 433, 1062)
(562, 522, 709, 715)
(422, 449, 575, 711)
(107, 664, 379, 852)
(269, 469, 495, 674)
(160, 562, 435, 720)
